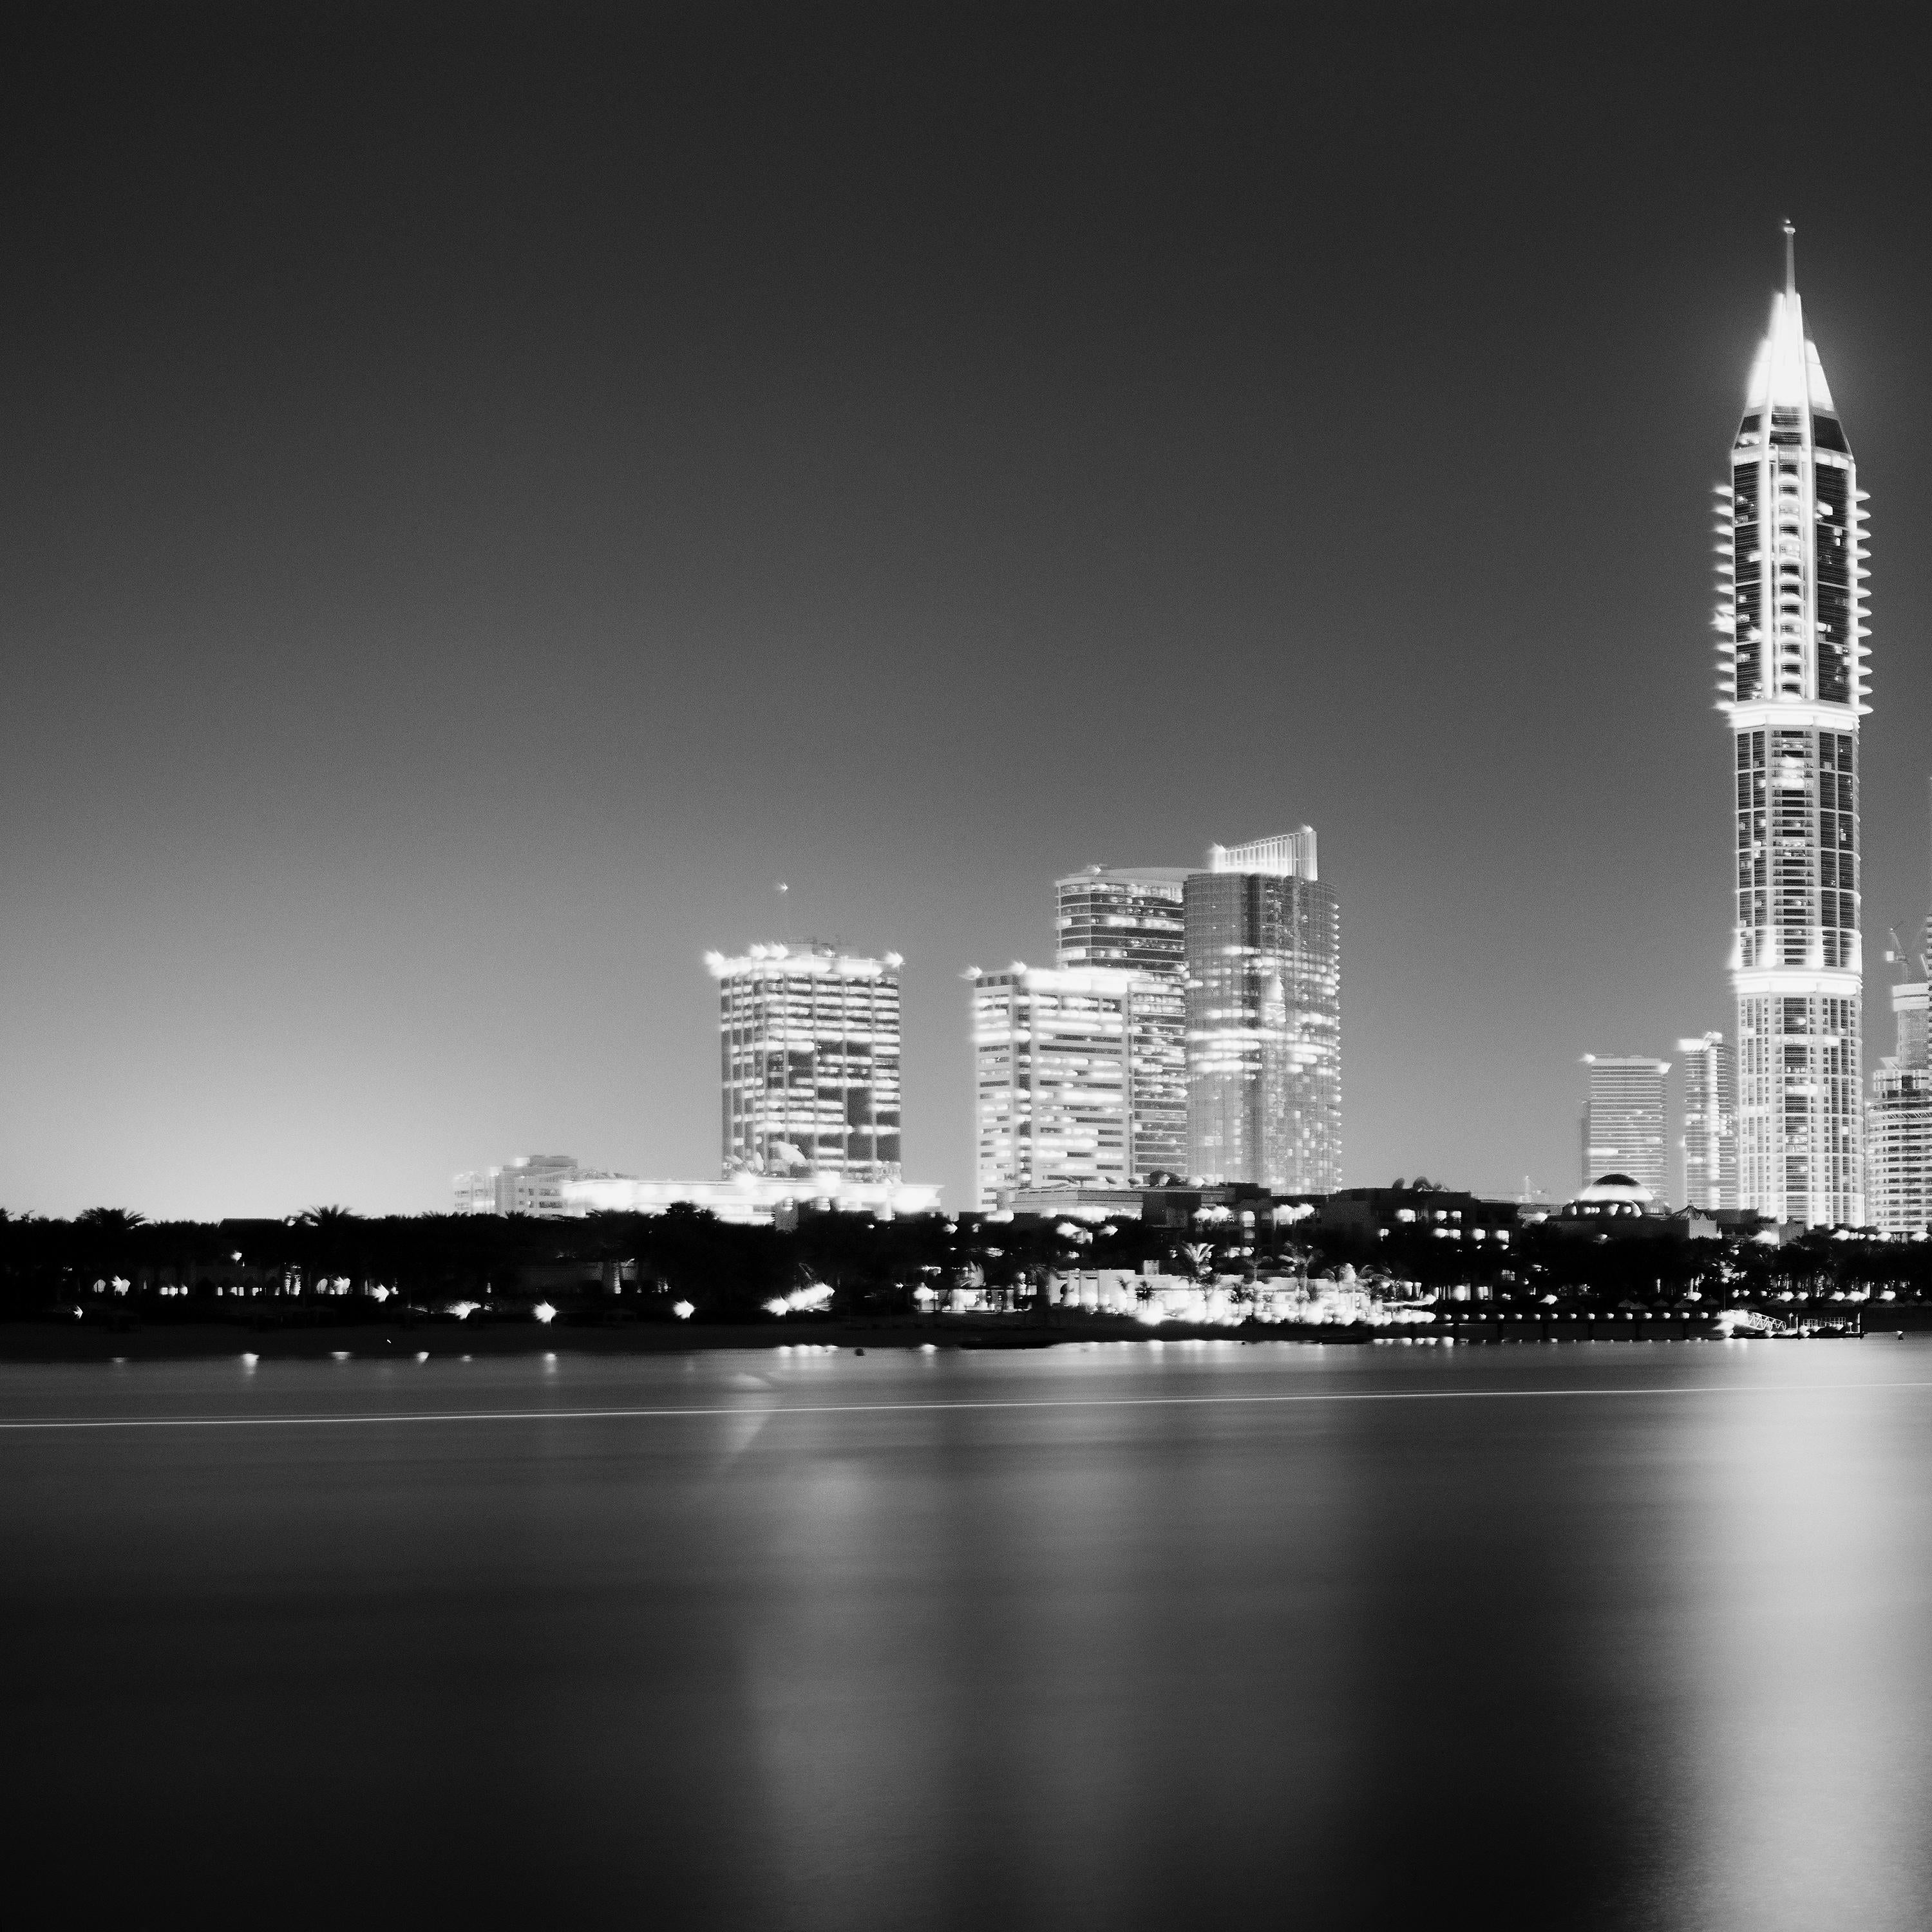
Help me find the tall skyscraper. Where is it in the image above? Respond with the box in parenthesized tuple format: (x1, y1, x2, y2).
(970, 963, 1157, 1205)
(1054, 865, 1192, 1179)
(1580, 1055, 1670, 1198)
(1866, 972, 1932, 1235)
(706, 942, 902, 1180)
(1184, 829, 1340, 1190)
(1866, 812, 1932, 1236)
(1678, 1033, 1735, 1211)
(1714, 230, 1869, 1227)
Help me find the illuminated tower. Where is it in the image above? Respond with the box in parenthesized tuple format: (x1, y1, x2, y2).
(1054, 865, 1191, 1179)
(1714, 229, 1870, 1227)
(1184, 829, 1340, 1191)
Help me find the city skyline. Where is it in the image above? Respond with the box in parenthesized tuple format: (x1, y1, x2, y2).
(10, 13, 1932, 1220)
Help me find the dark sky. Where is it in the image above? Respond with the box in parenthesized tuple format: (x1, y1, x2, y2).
(5, 3, 1932, 1218)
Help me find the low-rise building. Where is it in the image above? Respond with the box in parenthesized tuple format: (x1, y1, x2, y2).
(998, 1186, 1144, 1221)
(1546, 1174, 1691, 1242)
(1314, 1183, 1519, 1248)
(561, 1172, 940, 1227)
(452, 1154, 630, 1218)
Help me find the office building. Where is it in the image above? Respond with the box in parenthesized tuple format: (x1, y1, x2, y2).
(1055, 865, 1192, 1177)
(1678, 1032, 1735, 1211)
(971, 963, 1170, 1206)
(1580, 1055, 1669, 1199)
(706, 942, 902, 1180)
(1714, 231, 1868, 1225)
(1184, 828, 1341, 1191)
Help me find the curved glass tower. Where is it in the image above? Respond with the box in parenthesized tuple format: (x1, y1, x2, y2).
(1714, 232, 1870, 1226)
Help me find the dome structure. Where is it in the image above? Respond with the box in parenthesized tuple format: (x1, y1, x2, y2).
(1554, 1174, 1667, 1229)
(1571, 1173, 1656, 1206)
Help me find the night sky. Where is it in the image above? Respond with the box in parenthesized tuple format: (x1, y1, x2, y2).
(5, 4, 1932, 1218)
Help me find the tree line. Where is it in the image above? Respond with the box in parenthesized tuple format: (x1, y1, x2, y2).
(1, 1203, 1927, 1325)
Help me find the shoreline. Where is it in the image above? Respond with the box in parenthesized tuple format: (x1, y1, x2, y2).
(0, 1310, 1879, 1363)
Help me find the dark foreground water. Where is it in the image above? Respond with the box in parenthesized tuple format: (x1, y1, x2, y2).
(6, 1337, 1932, 1930)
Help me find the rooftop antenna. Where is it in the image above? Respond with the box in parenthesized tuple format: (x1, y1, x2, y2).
(1783, 219, 1796, 297)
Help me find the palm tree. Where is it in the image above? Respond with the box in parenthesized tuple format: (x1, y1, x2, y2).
(296, 1205, 363, 1299)
(73, 1208, 149, 1309)
(75, 1208, 146, 1233)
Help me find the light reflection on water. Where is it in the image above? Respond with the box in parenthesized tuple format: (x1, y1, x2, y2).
(1678, 1376, 1932, 1927)
(3, 1340, 1931, 1929)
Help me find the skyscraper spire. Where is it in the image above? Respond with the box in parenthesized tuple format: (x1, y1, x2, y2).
(1712, 246, 1869, 1227)
(1783, 218, 1796, 298)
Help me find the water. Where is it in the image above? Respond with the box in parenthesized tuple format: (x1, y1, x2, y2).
(5, 1337, 1932, 1929)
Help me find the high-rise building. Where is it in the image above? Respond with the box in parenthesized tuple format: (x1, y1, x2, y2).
(970, 963, 1161, 1205)
(1184, 829, 1340, 1190)
(1580, 1055, 1670, 1199)
(1054, 865, 1192, 1179)
(1714, 231, 1869, 1226)
(706, 942, 902, 1180)
(1678, 1033, 1735, 1210)
(1866, 974, 1932, 1235)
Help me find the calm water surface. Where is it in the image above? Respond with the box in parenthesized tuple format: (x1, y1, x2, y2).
(6, 1338, 1932, 1929)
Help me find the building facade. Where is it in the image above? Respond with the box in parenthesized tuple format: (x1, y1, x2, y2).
(706, 942, 902, 1181)
(1678, 1032, 1736, 1211)
(1580, 1055, 1670, 1200)
(1183, 829, 1341, 1191)
(1715, 236, 1869, 1226)
(972, 963, 1170, 1206)
(1867, 976, 1932, 1235)
(1054, 865, 1192, 1179)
